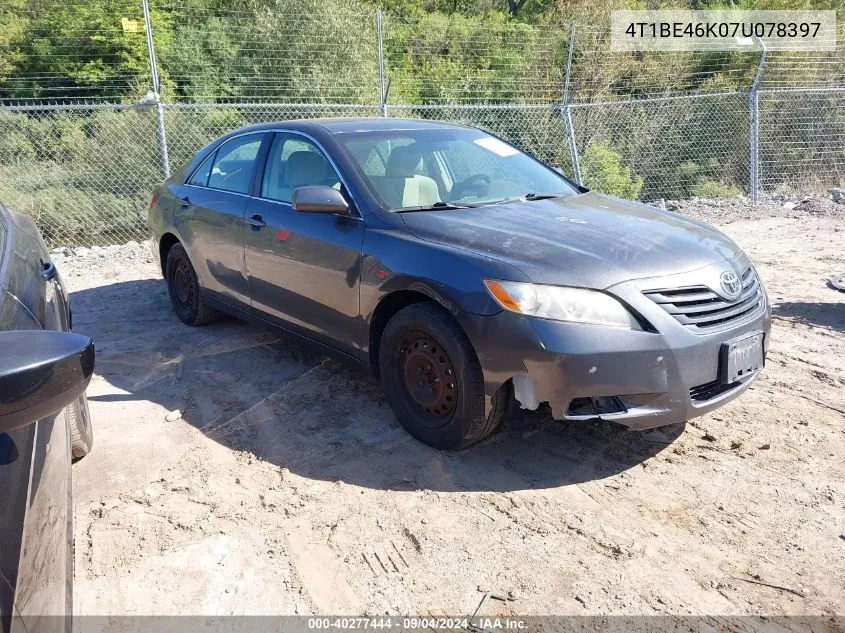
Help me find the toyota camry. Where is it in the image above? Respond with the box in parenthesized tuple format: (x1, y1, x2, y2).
(147, 118, 770, 449)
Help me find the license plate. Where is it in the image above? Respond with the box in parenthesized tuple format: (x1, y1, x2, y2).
(721, 332, 764, 384)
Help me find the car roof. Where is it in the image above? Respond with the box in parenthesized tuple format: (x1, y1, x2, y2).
(227, 117, 474, 137)
(315, 118, 474, 134)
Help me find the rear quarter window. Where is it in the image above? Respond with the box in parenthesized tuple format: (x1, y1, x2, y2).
(187, 154, 214, 187)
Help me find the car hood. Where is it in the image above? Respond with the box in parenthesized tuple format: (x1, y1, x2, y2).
(399, 192, 744, 289)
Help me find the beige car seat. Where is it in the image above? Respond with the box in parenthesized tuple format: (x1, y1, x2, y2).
(371, 145, 440, 208)
(267, 151, 339, 202)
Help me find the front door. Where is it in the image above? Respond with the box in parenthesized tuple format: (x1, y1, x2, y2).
(244, 132, 364, 356)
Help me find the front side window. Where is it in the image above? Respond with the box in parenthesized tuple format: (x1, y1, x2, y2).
(261, 133, 341, 203)
(207, 133, 264, 194)
(339, 128, 578, 210)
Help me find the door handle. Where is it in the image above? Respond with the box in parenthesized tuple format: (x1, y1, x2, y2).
(179, 196, 192, 208)
(41, 261, 56, 281)
(246, 214, 266, 230)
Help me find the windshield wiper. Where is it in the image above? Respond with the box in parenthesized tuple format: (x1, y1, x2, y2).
(396, 194, 564, 212)
(524, 192, 566, 201)
(486, 192, 568, 207)
(396, 201, 479, 212)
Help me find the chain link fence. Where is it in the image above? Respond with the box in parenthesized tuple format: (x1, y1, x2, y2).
(0, 103, 385, 246)
(759, 89, 845, 193)
(0, 2, 843, 247)
(569, 93, 753, 201)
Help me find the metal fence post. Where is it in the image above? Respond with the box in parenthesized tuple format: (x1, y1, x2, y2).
(376, 10, 388, 117)
(562, 22, 581, 183)
(749, 38, 766, 205)
(142, 0, 170, 178)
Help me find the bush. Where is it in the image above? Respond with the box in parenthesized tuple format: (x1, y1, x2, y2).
(580, 139, 644, 199)
(690, 179, 743, 199)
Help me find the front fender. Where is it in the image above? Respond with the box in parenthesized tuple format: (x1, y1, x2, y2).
(360, 227, 529, 322)
(358, 226, 531, 384)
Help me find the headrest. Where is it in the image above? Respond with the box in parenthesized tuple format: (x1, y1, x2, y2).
(287, 151, 329, 188)
(386, 145, 423, 177)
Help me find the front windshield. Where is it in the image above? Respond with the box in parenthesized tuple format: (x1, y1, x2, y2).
(338, 127, 578, 210)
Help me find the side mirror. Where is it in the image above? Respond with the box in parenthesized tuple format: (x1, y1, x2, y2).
(551, 166, 566, 176)
(292, 186, 350, 215)
(0, 331, 95, 434)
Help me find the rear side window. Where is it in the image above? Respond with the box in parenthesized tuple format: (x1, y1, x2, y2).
(208, 134, 264, 194)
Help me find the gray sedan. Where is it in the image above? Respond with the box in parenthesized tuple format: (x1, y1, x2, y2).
(148, 118, 770, 449)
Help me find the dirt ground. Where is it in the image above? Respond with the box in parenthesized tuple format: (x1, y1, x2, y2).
(61, 197, 844, 617)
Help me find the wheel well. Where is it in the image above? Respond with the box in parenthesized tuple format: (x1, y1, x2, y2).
(158, 233, 180, 277)
(369, 290, 437, 377)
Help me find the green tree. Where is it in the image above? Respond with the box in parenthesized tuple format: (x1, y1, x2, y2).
(580, 139, 644, 198)
(0, 0, 153, 102)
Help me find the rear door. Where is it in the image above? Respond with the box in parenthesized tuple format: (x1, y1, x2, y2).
(172, 132, 268, 308)
(243, 131, 364, 355)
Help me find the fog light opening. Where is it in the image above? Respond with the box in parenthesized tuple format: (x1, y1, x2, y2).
(566, 396, 627, 417)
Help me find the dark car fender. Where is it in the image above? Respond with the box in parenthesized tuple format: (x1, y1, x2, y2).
(1, 206, 70, 326)
(358, 225, 533, 411)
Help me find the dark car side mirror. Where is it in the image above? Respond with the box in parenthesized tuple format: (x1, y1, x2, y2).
(292, 186, 350, 215)
(0, 331, 95, 434)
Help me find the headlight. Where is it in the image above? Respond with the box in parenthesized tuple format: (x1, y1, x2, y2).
(483, 279, 642, 330)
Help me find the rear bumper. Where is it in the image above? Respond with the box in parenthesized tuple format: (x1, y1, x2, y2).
(459, 261, 772, 430)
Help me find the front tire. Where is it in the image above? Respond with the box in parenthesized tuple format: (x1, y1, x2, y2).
(378, 302, 508, 450)
(164, 243, 219, 326)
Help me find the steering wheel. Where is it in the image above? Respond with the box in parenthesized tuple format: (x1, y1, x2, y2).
(450, 173, 491, 200)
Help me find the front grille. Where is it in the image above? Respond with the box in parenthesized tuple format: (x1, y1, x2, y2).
(644, 266, 763, 332)
(690, 379, 738, 402)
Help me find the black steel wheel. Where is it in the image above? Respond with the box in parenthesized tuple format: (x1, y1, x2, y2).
(379, 302, 509, 449)
(164, 243, 219, 326)
(400, 332, 458, 424)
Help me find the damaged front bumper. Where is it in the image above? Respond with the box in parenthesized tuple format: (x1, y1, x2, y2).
(459, 268, 772, 431)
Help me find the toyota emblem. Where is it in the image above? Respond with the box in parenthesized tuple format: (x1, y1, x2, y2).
(720, 270, 741, 298)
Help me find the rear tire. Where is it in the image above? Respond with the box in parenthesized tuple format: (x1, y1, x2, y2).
(165, 243, 219, 326)
(378, 302, 509, 450)
(69, 394, 93, 460)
